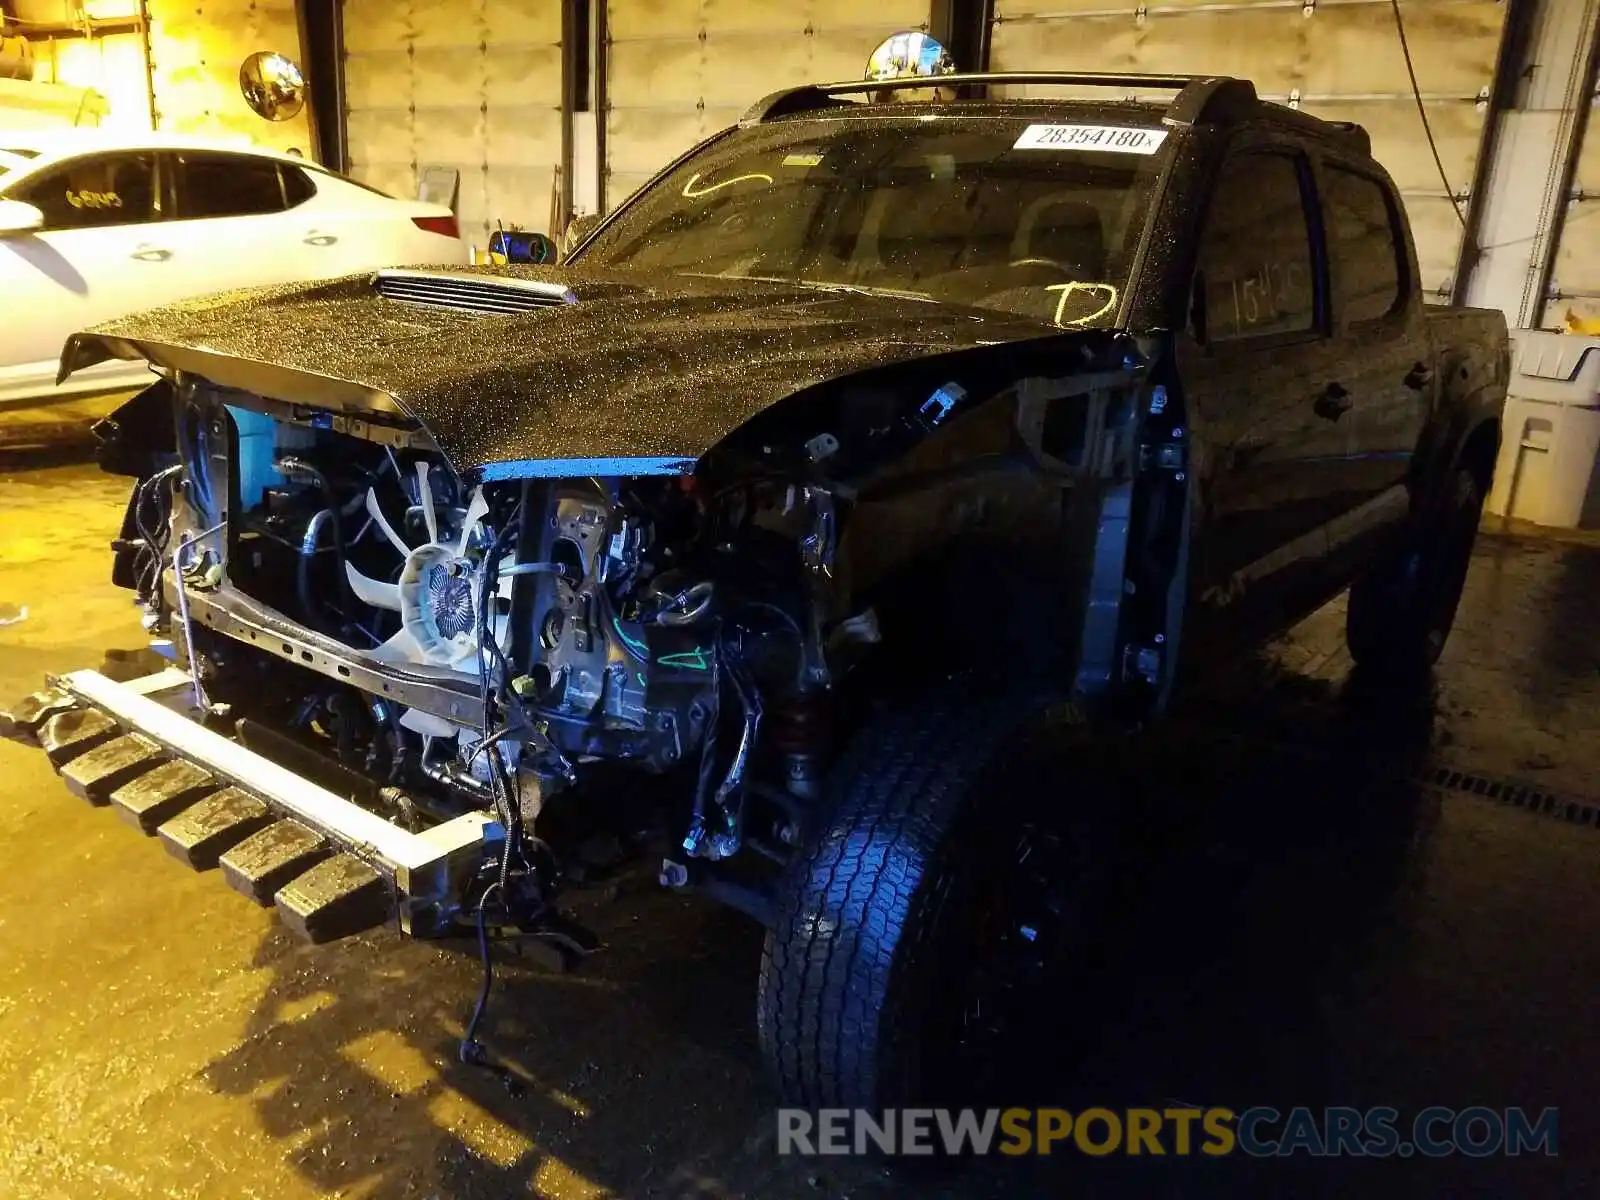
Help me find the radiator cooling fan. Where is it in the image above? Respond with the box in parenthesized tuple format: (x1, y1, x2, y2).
(343, 462, 513, 734)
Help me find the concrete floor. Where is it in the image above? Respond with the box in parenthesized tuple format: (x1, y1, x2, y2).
(0, 391, 131, 452)
(0, 450, 1597, 1200)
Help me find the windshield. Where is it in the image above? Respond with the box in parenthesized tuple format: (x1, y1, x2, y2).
(578, 114, 1168, 328)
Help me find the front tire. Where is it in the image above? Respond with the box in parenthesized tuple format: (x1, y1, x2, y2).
(1347, 466, 1483, 675)
(756, 692, 1082, 1109)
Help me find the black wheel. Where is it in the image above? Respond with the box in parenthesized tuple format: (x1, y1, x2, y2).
(756, 692, 1088, 1110)
(1347, 466, 1483, 674)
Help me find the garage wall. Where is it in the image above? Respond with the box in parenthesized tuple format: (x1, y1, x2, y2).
(21, 29, 144, 131)
(989, 0, 1508, 298)
(24, 37, 141, 126)
(342, 0, 563, 239)
(604, 0, 932, 209)
(1548, 101, 1600, 326)
(14, 1, 147, 131)
(149, 0, 311, 152)
(17, 1, 309, 144)
(0, 76, 110, 127)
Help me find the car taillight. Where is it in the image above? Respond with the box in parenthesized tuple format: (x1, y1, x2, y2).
(412, 214, 459, 238)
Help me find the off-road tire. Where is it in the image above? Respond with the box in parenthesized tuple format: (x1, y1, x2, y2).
(755, 691, 1071, 1109)
(1347, 466, 1483, 675)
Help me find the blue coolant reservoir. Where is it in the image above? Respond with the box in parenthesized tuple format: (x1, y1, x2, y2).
(228, 405, 283, 509)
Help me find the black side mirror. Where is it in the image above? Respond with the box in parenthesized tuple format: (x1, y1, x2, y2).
(488, 229, 558, 265)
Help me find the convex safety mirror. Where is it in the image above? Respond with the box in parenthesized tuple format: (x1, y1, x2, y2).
(240, 51, 306, 122)
(864, 31, 957, 82)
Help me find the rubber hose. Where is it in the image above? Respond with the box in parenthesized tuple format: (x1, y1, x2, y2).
(299, 507, 350, 634)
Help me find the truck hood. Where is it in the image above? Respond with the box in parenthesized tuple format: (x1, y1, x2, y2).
(60, 265, 1072, 477)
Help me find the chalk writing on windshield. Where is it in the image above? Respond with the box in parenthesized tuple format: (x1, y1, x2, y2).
(680, 171, 774, 198)
(1046, 281, 1119, 327)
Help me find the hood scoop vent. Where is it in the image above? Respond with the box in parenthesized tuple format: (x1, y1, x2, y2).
(374, 270, 577, 317)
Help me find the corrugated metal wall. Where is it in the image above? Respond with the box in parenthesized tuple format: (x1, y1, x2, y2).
(603, 0, 931, 209)
(149, 0, 310, 151)
(22, 0, 306, 143)
(21, 17, 146, 130)
(989, 0, 1507, 299)
(342, 0, 563, 238)
(1550, 105, 1600, 325)
(12, 0, 142, 125)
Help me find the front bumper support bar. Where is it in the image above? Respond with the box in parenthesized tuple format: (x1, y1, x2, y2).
(2, 667, 495, 943)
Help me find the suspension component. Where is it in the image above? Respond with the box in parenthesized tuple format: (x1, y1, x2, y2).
(769, 692, 831, 801)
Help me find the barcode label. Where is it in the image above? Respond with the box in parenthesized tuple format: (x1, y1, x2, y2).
(1012, 124, 1169, 155)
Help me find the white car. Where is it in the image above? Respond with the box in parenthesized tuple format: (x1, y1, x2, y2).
(0, 132, 466, 409)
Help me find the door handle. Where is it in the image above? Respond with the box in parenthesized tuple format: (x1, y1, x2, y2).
(1313, 381, 1352, 422)
(1403, 362, 1434, 390)
(302, 231, 337, 246)
(130, 245, 171, 262)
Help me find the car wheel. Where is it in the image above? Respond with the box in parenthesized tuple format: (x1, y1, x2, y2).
(1347, 466, 1483, 675)
(755, 690, 1088, 1112)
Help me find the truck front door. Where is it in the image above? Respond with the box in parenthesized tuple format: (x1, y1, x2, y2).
(1176, 141, 1356, 634)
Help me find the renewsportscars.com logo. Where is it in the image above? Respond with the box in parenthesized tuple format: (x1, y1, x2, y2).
(777, 1106, 1560, 1158)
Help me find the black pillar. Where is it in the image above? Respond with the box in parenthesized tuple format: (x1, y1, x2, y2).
(295, 0, 346, 170)
(929, 0, 993, 76)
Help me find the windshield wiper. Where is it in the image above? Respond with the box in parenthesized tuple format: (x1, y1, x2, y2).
(680, 271, 936, 303)
(791, 279, 935, 302)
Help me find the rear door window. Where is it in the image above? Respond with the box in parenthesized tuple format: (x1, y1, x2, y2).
(281, 164, 317, 208)
(173, 152, 287, 219)
(1194, 151, 1319, 343)
(12, 152, 160, 231)
(1322, 165, 1405, 324)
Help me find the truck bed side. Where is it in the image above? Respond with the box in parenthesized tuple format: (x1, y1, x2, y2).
(1418, 303, 1510, 498)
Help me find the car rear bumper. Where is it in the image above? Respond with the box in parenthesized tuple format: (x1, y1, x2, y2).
(1, 666, 496, 943)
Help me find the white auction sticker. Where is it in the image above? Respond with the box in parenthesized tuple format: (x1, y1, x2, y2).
(1012, 124, 1169, 155)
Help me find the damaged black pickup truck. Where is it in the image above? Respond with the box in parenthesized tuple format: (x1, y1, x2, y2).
(3, 73, 1508, 1109)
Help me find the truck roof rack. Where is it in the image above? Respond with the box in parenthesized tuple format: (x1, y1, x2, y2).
(740, 72, 1260, 128)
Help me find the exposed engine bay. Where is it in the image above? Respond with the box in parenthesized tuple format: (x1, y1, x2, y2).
(123, 381, 883, 942)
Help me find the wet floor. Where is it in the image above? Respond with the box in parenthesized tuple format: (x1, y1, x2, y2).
(0, 453, 1596, 1199)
